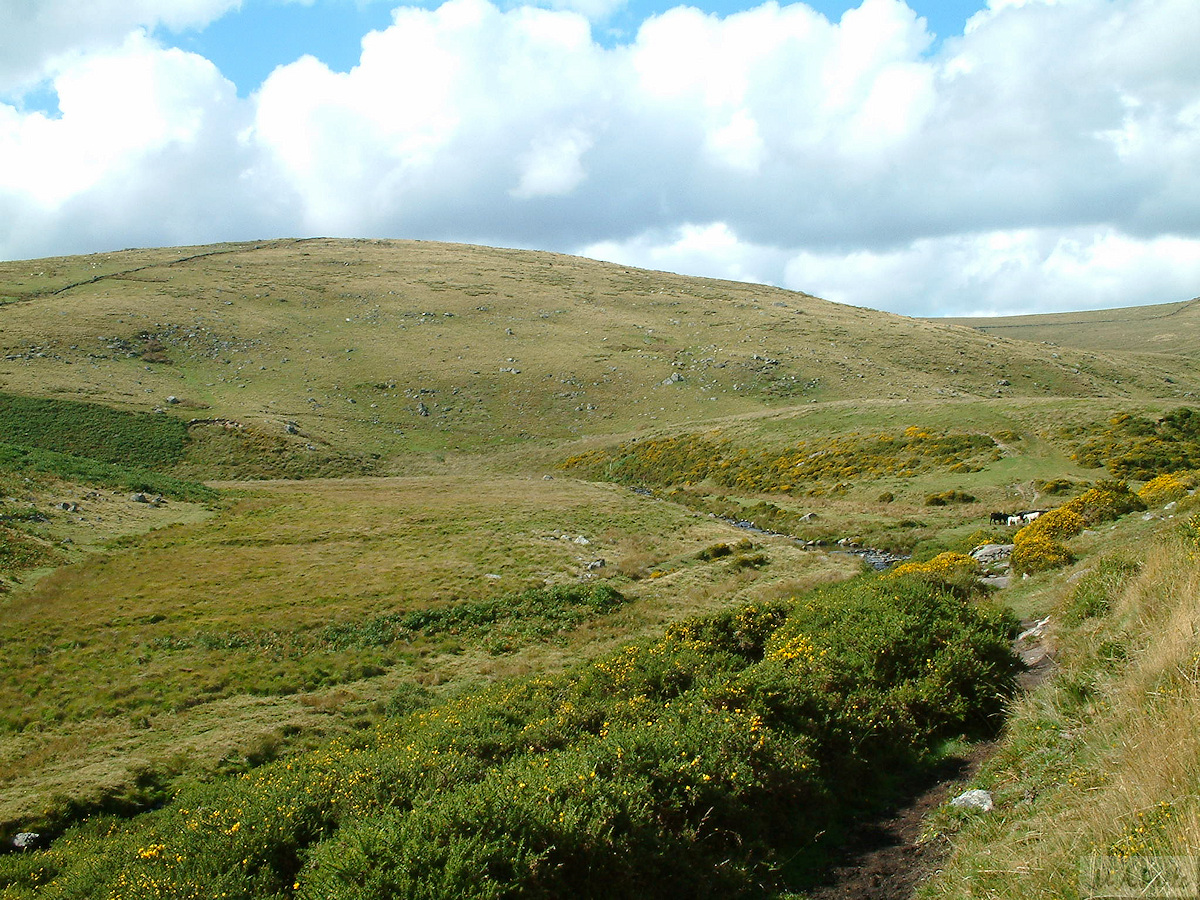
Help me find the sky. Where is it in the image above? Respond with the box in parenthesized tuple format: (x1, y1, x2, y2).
(1, 0, 1198, 318)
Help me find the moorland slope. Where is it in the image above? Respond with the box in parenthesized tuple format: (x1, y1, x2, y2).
(0, 239, 1198, 898)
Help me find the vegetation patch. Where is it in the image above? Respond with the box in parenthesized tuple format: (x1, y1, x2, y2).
(0, 392, 187, 468)
(0, 572, 1018, 898)
(1070, 407, 1200, 479)
(174, 423, 379, 480)
(561, 426, 998, 493)
(922, 524, 1200, 899)
(1011, 482, 1143, 575)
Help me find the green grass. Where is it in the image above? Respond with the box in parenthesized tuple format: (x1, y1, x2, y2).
(0, 569, 1019, 898)
(1, 238, 1199, 896)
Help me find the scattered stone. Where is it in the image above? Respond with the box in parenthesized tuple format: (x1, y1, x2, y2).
(799, 512, 819, 522)
(573, 536, 591, 546)
(58, 501, 79, 512)
(586, 559, 606, 570)
(165, 395, 180, 404)
(1017, 615, 1051, 643)
(660, 372, 683, 386)
(970, 543, 1013, 565)
(129, 493, 149, 504)
(285, 421, 300, 434)
(543, 475, 553, 480)
(11, 833, 41, 851)
(950, 789, 994, 812)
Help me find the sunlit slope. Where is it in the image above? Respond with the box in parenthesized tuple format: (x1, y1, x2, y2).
(1, 238, 1195, 457)
(942, 297, 1200, 360)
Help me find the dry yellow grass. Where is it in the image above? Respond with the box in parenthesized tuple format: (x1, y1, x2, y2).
(921, 513, 1200, 899)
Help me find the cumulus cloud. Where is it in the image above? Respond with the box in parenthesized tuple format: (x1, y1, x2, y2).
(0, 0, 1198, 316)
(0, 0, 239, 92)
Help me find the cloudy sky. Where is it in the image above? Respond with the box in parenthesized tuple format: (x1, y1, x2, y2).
(1, 0, 1198, 317)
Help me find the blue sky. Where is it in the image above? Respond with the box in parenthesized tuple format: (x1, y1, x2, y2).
(1, 0, 1199, 317)
(175, 0, 987, 98)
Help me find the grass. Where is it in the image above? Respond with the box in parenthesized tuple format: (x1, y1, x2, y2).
(919, 498, 1200, 899)
(1, 240, 1197, 462)
(2, 238, 1200, 895)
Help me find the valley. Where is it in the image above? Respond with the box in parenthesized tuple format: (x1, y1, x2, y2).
(0, 239, 1198, 898)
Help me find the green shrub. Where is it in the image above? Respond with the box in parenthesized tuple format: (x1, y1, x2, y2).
(3, 575, 1020, 898)
(924, 490, 976, 507)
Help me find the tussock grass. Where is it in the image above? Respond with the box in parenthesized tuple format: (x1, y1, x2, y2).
(920, 509, 1200, 899)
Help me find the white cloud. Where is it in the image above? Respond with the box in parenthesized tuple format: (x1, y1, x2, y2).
(781, 228, 1200, 317)
(0, 0, 239, 93)
(1, 0, 1198, 316)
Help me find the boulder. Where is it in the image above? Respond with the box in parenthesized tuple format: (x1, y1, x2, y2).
(950, 789, 994, 812)
(970, 543, 1014, 565)
(11, 832, 41, 851)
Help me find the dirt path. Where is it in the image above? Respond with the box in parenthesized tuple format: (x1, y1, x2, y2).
(802, 615, 1055, 899)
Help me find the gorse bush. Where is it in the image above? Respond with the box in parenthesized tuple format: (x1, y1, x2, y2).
(560, 427, 998, 493)
(2, 573, 1019, 898)
(1138, 471, 1195, 506)
(887, 552, 980, 596)
(924, 490, 976, 507)
(1071, 407, 1200, 479)
(1011, 482, 1143, 575)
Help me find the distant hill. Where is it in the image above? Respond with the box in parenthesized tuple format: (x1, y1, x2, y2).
(2, 239, 1196, 461)
(941, 297, 1200, 360)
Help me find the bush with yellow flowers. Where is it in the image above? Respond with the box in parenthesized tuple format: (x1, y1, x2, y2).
(1138, 471, 1195, 506)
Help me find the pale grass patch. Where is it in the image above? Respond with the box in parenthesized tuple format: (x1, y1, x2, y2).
(921, 535, 1200, 899)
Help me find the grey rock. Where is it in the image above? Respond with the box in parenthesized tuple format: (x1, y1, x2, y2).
(971, 543, 1013, 564)
(12, 832, 41, 851)
(130, 493, 149, 503)
(950, 789, 994, 812)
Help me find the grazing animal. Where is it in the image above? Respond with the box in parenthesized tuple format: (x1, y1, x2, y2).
(990, 511, 1008, 525)
(1007, 514, 1024, 527)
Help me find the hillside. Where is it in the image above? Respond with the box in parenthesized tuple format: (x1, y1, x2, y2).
(942, 296, 1200, 360)
(2, 239, 1196, 463)
(1, 240, 1198, 898)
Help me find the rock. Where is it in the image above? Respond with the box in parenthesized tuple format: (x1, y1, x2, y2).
(574, 536, 591, 546)
(58, 501, 79, 512)
(970, 543, 1014, 564)
(11, 832, 41, 851)
(1017, 615, 1051, 643)
(165, 395, 180, 404)
(950, 789, 994, 812)
(543, 475, 553, 480)
(799, 512, 818, 522)
(130, 493, 149, 503)
(1164, 501, 1178, 511)
(586, 559, 606, 570)
(285, 421, 300, 434)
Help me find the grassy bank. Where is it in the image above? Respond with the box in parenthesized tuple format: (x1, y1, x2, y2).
(920, 503, 1200, 898)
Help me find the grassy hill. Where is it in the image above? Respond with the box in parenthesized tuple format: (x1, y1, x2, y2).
(1, 239, 1198, 898)
(942, 296, 1200, 360)
(2, 239, 1196, 463)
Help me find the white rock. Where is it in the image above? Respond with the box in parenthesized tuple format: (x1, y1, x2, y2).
(950, 789, 994, 812)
